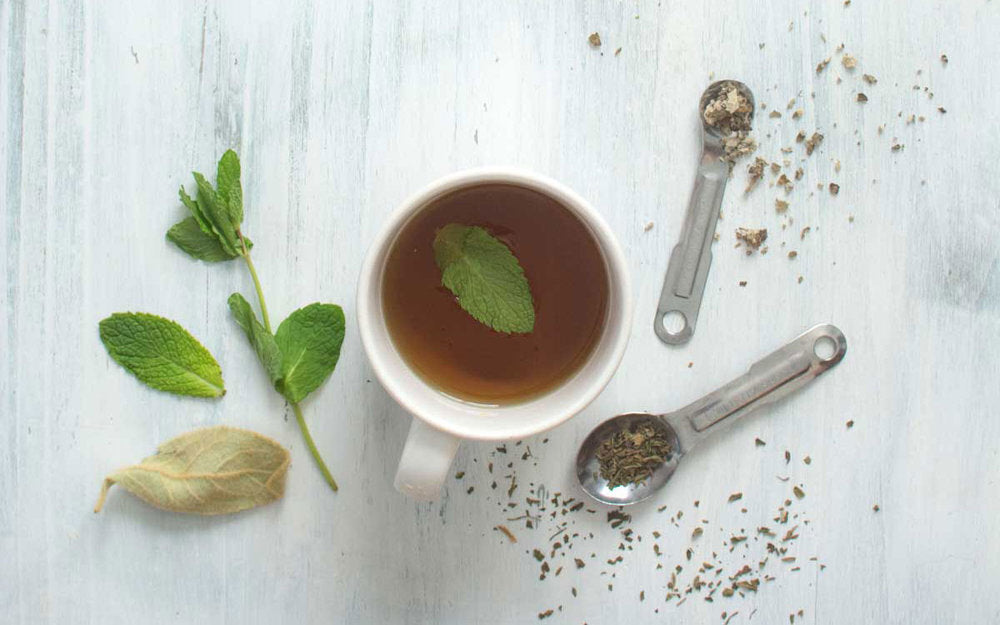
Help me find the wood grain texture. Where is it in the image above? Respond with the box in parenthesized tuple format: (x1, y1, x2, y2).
(2, 0, 999, 623)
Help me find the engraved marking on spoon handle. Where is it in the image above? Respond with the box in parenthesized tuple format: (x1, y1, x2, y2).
(654, 155, 730, 345)
(671, 324, 847, 435)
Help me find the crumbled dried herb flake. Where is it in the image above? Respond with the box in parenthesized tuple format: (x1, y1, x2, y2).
(735, 228, 768, 253)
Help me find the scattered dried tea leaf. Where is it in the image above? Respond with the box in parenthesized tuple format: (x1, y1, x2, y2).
(841, 54, 857, 69)
(721, 133, 757, 163)
(588, 32, 602, 47)
(857, 92, 868, 103)
(804, 132, 824, 155)
(496, 524, 518, 543)
(816, 58, 831, 73)
(863, 73, 878, 84)
(746, 157, 768, 192)
(735, 227, 768, 253)
(829, 183, 840, 195)
(775, 199, 789, 213)
(793, 486, 805, 499)
(728, 492, 743, 503)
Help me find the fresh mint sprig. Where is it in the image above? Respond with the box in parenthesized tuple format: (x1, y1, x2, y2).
(167, 150, 344, 492)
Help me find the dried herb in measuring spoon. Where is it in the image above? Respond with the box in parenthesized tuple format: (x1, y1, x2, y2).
(595, 423, 673, 488)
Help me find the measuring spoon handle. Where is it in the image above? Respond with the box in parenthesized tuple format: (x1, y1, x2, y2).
(654, 154, 730, 345)
(671, 324, 847, 438)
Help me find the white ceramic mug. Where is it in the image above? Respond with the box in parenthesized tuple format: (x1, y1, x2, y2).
(357, 168, 632, 500)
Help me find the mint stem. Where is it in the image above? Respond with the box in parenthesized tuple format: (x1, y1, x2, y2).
(291, 401, 339, 491)
(240, 240, 272, 333)
(237, 231, 338, 493)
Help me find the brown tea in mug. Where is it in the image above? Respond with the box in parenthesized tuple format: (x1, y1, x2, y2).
(381, 183, 609, 404)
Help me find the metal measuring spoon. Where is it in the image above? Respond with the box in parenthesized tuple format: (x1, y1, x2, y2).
(577, 324, 846, 505)
(654, 80, 756, 345)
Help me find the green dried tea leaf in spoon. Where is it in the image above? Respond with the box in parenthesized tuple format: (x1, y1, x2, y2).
(432, 224, 535, 334)
(94, 426, 290, 515)
(99, 312, 225, 398)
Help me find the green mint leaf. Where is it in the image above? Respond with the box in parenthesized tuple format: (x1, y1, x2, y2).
(227, 293, 282, 385)
(215, 149, 243, 226)
(98, 312, 225, 398)
(178, 186, 213, 234)
(94, 426, 289, 515)
(432, 224, 535, 334)
(167, 217, 241, 262)
(192, 171, 240, 256)
(273, 303, 346, 403)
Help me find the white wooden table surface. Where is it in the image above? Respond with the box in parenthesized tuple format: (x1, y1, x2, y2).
(3, 1, 999, 623)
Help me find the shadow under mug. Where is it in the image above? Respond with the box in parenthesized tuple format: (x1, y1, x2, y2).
(357, 168, 633, 500)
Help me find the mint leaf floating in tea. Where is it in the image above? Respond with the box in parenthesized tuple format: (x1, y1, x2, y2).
(595, 423, 672, 489)
(99, 312, 225, 398)
(94, 426, 289, 515)
(167, 150, 343, 492)
(433, 224, 535, 334)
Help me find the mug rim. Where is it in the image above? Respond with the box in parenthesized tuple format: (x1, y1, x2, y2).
(357, 167, 632, 441)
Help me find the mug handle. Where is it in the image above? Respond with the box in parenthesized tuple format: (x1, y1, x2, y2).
(394, 418, 461, 500)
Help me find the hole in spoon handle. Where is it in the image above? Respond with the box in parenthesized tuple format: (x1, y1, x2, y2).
(682, 324, 847, 433)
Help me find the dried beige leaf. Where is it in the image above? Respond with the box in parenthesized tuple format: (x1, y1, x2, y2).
(94, 426, 290, 515)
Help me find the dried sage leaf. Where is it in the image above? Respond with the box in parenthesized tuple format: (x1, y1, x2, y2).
(94, 426, 290, 515)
